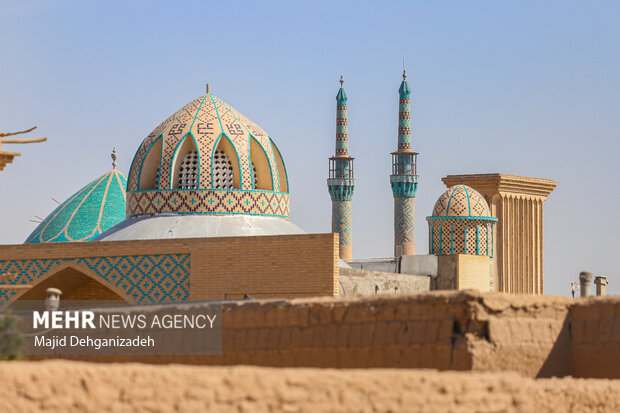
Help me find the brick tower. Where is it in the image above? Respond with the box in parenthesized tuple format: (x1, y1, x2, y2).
(390, 70, 418, 257)
(327, 76, 355, 260)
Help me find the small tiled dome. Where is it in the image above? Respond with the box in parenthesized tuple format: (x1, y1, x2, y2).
(25, 170, 127, 243)
(431, 185, 490, 217)
(427, 185, 497, 257)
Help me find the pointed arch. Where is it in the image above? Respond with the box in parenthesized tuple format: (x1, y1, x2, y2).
(270, 138, 288, 193)
(6, 264, 132, 308)
(212, 134, 241, 189)
(249, 136, 274, 190)
(137, 135, 163, 190)
(170, 133, 200, 189)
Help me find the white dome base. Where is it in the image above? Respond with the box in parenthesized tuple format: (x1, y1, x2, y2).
(95, 214, 305, 241)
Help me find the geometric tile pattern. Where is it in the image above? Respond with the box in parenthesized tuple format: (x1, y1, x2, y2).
(394, 197, 415, 246)
(0, 254, 190, 306)
(332, 200, 351, 247)
(398, 96, 411, 151)
(428, 218, 495, 257)
(398, 74, 412, 151)
(335, 82, 348, 157)
(335, 103, 348, 156)
(25, 170, 127, 244)
(431, 185, 491, 217)
(128, 100, 195, 192)
(128, 93, 284, 195)
(127, 189, 289, 218)
(223, 95, 280, 192)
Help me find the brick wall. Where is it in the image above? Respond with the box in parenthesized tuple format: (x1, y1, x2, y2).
(435, 255, 491, 292)
(0, 233, 338, 303)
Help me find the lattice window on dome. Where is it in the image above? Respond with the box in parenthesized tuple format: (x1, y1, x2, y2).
(252, 162, 258, 189)
(213, 149, 234, 189)
(439, 222, 452, 254)
(479, 224, 489, 256)
(452, 221, 466, 254)
(178, 150, 199, 189)
(466, 222, 478, 255)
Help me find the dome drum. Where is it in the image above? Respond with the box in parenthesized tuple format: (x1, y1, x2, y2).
(427, 216, 496, 257)
(126, 189, 289, 218)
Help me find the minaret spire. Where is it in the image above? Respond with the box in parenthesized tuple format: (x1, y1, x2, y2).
(335, 75, 349, 157)
(328, 75, 355, 260)
(390, 69, 418, 257)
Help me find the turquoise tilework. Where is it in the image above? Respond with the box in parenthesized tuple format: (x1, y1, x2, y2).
(25, 170, 127, 244)
(0, 254, 190, 306)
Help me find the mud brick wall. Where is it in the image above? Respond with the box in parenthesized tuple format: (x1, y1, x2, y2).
(3, 361, 620, 413)
(569, 296, 620, 378)
(50, 291, 575, 377)
(32, 291, 620, 379)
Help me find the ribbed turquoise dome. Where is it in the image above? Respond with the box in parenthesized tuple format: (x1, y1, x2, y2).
(25, 170, 127, 243)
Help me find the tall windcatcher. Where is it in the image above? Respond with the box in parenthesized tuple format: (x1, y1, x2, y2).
(328, 76, 355, 259)
(390, 70, 418, 257)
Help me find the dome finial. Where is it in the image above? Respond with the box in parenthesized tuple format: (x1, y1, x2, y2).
(206, 83, 210, 94)
(340, 75, 344, 87)
(403, 69, 407, 81)
(111, 147, 118, 169)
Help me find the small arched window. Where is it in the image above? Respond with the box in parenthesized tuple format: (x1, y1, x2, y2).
(178, 150, 199, 189)
(213, 149, 234, 189)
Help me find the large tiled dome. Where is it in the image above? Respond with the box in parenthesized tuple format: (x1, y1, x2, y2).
(25, 170, 127, 243)
(125, 93, 289, 218)
(98, 91, 304, 241)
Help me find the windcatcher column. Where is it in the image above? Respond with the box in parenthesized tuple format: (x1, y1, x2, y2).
(327, 76, 355, 260)
(390, 70, 419, 257)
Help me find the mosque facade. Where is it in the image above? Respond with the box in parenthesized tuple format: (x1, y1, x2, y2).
(0, 75, 557, 307)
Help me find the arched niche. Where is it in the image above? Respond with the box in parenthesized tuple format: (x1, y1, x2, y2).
(10, 266, 128, 308)
(138, 136, 162, 190)
(249, 136, 274, 190)
(270, 138, 288, 193)
(212, 134, 241, 189)
(171, 134, 199, 189)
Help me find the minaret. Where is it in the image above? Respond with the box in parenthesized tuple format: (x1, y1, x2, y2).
(327, 76, 355, 260)
(390, 70, 418, 257)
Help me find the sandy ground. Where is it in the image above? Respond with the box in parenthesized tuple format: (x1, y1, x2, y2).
(0, 361, 619, 412)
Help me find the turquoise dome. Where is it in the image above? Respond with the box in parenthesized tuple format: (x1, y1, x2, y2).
(25, 170, 127, 243)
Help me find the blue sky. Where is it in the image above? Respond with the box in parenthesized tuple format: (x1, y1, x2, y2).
(1, 1, 618, 295)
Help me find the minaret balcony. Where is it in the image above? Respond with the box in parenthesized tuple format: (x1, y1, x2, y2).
(390, 175, 418, 198)
(390, 150, 418, 198)
(328, 156, 355, 201)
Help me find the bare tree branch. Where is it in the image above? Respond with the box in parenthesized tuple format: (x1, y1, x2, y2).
(2, 137, 47, 144)
(0, 126, 37, 138)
